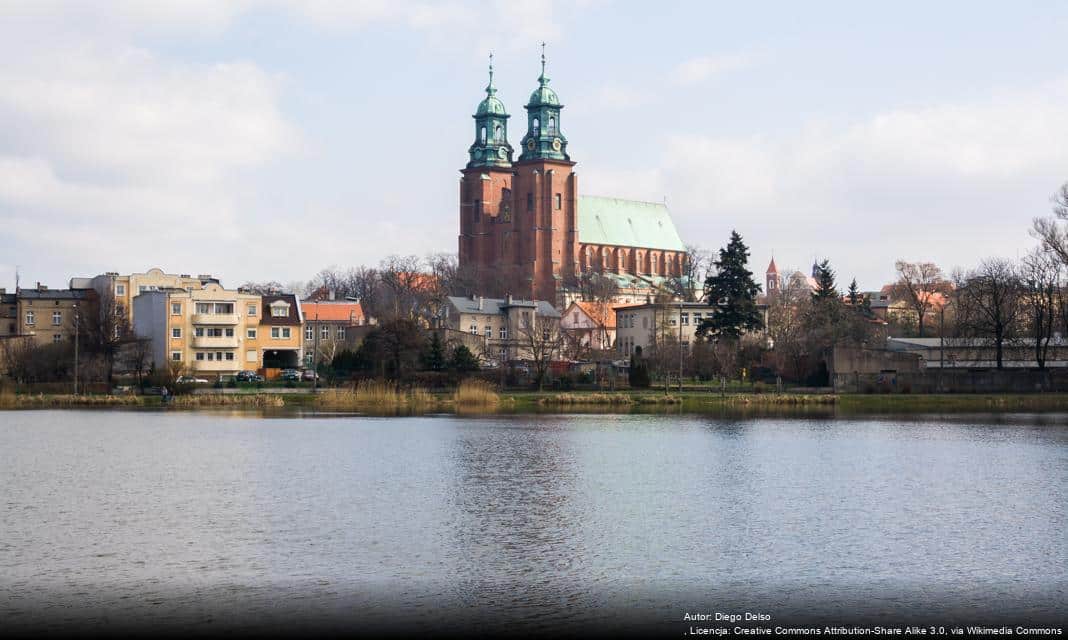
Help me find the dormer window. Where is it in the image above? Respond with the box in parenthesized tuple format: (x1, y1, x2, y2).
(270, 301, 290, 318)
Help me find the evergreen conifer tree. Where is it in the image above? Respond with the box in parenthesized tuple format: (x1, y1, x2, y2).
(811, 259, 839, 302)
(847, 278, 860, 306)
(699, 230, 764, 340)
(423, 332, 446, 371)
(449, 345, 480, 374)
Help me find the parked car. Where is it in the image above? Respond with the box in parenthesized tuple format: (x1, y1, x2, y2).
(301, 370, 319, 381)
(235, 370, 263, 383)
(175, 376, 209, 384)
(280, 369, 301, 382)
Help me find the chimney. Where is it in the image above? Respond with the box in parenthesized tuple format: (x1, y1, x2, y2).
(37, 282, 46, 292)
(477, 296, 483, 310)
(505, 294, 513, 304)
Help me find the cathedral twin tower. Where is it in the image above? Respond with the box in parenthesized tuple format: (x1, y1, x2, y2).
(458, 51, 687, 304)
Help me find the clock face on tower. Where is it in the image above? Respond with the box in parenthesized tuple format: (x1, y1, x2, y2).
(552, 138, 562, 152)
(498, 147, 507, 159)
(473, 148, 482, 159)
(526, 139, 536, 151)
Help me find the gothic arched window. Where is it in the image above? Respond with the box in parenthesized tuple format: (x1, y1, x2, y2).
(548, 117, 556, 135)
(494, 124, 502, 141)
(480, 127, 487, 144)
(532, 118, 540, 135)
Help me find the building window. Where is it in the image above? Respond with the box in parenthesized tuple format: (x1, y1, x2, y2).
(225, 352, 235, 361)
(116, 284, 125, 296)
(247, 304, 257, 316)
(681, 313, 689, 326)
(247, 328, 257, 339)
(195, 303, 210, 314)
(336, 326, 345, 339)
(484, 326, 491, 338)
(469, 324, 478, 335)
(321, 326, 330, 340)
(270, 304, 289, 318)
(494, 124, 502, 141)
(172, 327, 181, 338)
(196, 352, 205, 361)
(305, 326, 314, 340)
(52, 311, 62, 325)
(532, 117, 540, 134)
(24, 310, 35, 326)
(52, 334, 63, 343)
(548, 117, 556, 135)
(499, 327, 507, 340)
(171, 352, 182, 361)
(194, 327, 204, 337)
(225, 328, 234, 337)
(281, 327, 291, 339)
(271, 327, 280, 339)
(480, 126, 486, 144)
(171, 303, 181, 315)
(554, 193, 561, 210)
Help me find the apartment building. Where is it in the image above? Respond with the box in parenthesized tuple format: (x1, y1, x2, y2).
(442, 295, 561, 364)
(71, 268, 219, 327)
(133, 283, 262, 377)
(17, 285, 91, 346)
(259, 294, 304, 371)
(1, 289, 17, 337)
(560, 301, 621, 352)
(301, 300, 368, 365)
(614, 301, 769, 356)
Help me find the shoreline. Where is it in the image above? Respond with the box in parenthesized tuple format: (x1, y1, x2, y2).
(5, 389, 1068, 415)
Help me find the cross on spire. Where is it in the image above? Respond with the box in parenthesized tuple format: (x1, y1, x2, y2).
(540, 42, 546, 78)
(486, 51, 496, 95)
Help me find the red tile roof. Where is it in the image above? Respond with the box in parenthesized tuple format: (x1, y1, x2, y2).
(302, 301, 365, 323)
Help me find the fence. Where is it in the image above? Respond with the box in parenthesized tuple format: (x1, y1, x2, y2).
(834, 369, 1068, 394)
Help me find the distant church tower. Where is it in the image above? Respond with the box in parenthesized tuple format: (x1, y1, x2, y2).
(766, 257, 779, 296)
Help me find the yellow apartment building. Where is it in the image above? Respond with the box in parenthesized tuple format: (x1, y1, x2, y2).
(71, 268, 220, 329)
(133, 283, 263, 378)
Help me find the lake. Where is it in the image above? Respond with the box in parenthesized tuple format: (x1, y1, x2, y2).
(1, 410, 1066, 636)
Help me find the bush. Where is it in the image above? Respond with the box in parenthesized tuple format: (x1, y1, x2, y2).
(227, 377, 237, 388)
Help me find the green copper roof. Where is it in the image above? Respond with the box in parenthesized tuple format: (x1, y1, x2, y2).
(477, 94, 507, 116)
(577, 196, 686, 252)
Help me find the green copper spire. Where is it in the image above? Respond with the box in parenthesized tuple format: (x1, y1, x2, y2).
(519, 43, 568, 162)
(468, 52, 513, 169)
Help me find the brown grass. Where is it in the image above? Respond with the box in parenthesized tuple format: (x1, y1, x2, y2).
(0, 393, 144, 408)
(453, 379, 500, 410)
(169, 394, 286, 408)
(538, 392, 636, 406)
(317, 380, 438, 411)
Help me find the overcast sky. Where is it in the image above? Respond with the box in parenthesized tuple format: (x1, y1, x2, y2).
(2, 1, 1067, 292)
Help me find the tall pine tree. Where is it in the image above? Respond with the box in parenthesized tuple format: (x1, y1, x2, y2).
(698, 231, 764, 340)
(847, 278, 860, 306)
(811, 259, 839, 302)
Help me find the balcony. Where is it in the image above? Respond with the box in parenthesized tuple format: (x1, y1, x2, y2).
(190, 359, 240, 372)
(192, 313, 238, 325)
(192, 336, 240, 349)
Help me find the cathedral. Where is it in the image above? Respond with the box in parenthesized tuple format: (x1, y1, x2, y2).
(458, 52, 687, 306)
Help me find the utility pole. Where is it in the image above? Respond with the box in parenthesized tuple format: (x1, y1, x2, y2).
(674, 299, 683, 391)
(73, 303, 79, 395)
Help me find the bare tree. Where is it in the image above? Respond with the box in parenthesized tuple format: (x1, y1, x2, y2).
(892, 260, 950, 337)
(667, 244, 710, 302)
(954, 258, 1023, 369)
(765, 272, 813, 381)
(577, 271, 620, 304)
(238, 281, 286, 294)
(378, 255, 428, 320)
(81, 288, 132, 384)
(1021, 246, 1061, 369)
(1032, 181, 1068, 267)
(516, 313, 563, 390)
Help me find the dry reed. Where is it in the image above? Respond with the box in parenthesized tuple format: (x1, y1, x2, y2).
(453, 379, 500, 409)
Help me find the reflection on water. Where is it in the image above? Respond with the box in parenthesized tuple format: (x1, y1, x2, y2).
(0, 410, 1066, 634)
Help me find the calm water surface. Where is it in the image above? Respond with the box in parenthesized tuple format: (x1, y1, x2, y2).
(1, 410, 1066, 634)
